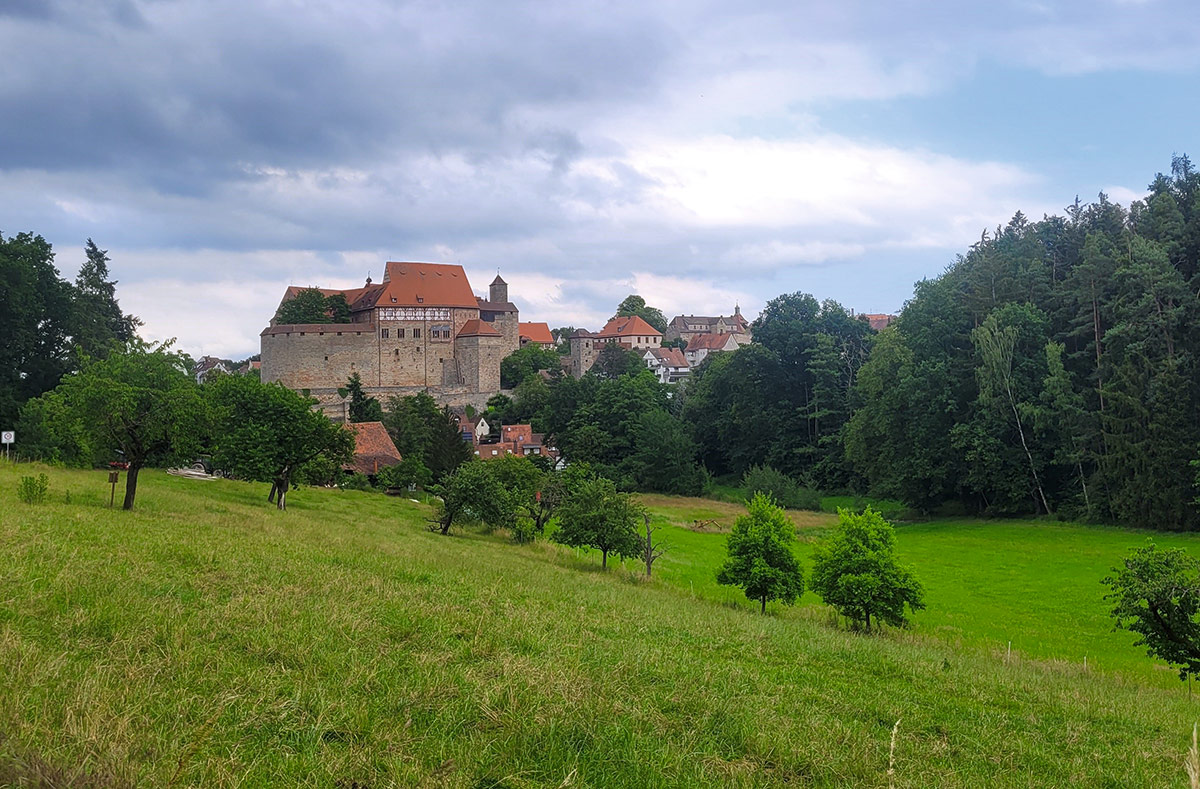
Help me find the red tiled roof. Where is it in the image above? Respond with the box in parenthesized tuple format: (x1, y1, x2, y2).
(649, 347, 689, 368)
(862, 313, 895, 331)
(344, 421, 403, 476)
(519, 322, 555, 344)
(458, 319, 501, 337)
(687, 333, 738, 352)
(597, 315, 662, 339)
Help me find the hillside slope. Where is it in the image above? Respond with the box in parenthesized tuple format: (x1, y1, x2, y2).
(0, 465, 1193, 787)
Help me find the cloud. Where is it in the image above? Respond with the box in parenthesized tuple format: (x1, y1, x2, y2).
(2, 0, 1195, 357)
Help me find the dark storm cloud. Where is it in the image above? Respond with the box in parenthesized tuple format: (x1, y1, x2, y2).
(0, 0, 671, 196)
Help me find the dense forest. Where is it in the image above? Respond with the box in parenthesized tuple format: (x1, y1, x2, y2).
(503, 156, 1200, 529)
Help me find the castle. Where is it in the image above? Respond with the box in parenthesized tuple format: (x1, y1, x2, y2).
(260, 262, 520, 412)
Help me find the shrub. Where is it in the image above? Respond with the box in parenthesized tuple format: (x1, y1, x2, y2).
(18, 474, 49, 505)
(742, 465, 820, 511)
(340, 472, 372, 491)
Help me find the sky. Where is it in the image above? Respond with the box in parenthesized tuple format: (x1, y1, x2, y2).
(2, 0, 1198, 359)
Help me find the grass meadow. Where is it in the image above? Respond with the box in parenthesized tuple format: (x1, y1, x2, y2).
(2, 462, 1199, 787)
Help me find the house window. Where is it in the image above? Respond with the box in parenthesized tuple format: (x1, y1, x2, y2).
(413, 328, 421, 339)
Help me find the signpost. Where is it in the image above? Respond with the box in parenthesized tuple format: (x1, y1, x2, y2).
(1, 430, 13, 462)
(108, 471, 120, 508)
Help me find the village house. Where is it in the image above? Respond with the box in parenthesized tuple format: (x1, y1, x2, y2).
(644, 347, 690, 384)
(518, 322, 556, 350)
(472, 423, 560, 463)
(684, 332, 742, 367)
(260, 262, 521, 415)
(664, 306, 752, 346)
(860, 313, 896, 331)
(568, 316, 663, 378)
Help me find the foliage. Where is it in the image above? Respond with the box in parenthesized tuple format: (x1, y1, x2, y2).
(16, 474, 48, 505)
(716, 492, 805, 613)
(1104, 543, 1200, 680)
(273, 288, 351, 325)
(381, 393, 472, 481)
(206, 373, 355, 509)
(340, 472, 372, 491)
(742, 464, 820, 511)
(344, 372, 383, 423)
(73, 239, 141, 356)
(500, 344, 561, 389)
(375, 456, 433, 490)
(614, 294, 668, 333)
(428, 460, 515, 535)
(553, 476, 644, 568)
(47, 340, 205, 510)
(810, 507, 924, 631)
(589, 344, 647, 380)
(845, 163, 1200, 526)
(626, 410, 707, 495)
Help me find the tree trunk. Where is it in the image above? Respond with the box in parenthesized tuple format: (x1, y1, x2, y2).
(276, 475, 288, 510)
(1004, 378, 1051, 515)
(122, 464, 140, 510)
(268, 481, 278, 504)
(602, 550, 608, 570)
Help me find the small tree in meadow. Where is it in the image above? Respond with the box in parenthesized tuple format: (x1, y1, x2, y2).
(1104, 542, 1200, 680)
(717, 492, 805, 613)
(810, 507, 924, 632)
(428, 461, 515, 535)
(554, 476, 643, 568)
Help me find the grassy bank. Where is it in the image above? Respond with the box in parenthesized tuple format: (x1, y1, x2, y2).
(1, 463, 1197, 787)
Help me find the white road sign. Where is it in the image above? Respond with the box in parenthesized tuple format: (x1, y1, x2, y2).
(1, 431, 13, 444)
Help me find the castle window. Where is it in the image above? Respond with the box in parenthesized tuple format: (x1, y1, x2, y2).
(324, 356, 328, 361)
(394, 349, 399, 356)
(432, 325, 451, 340)
(397, 329, 405, 338)
(413, 328, 421, 339)
(381, 328, 389, 338)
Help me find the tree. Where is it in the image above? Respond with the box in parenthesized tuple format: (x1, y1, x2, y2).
(274, 288, 350, 324)
(207, 373, 355, 510)
(52, 341, 206, 510)
(0, 232, 77, 426)
(589, 344, 646, 380)
(641, 512, 668, 577)
(500, 344, 561, 388)
(810, 508, 924, 631)
(344, 372, 383, 422)
(487, 454, 565, 541)
(1104, 543, 1200, 680)
(428, 461, 515, 535)
(554, 476, 643, 568)
(716, 493, 805, 613)
(381, 393, 472, 481)
(614, 294, 667, 333)
(73, 239, 140, 355)
(625, 409, 707, 495)
(375, 456, 433, 490)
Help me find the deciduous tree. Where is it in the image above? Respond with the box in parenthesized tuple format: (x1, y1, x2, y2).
(810, 508, 924, 631)
(1104, 543, 1200, 680)
(554, 476, 643, 568)
(716, 493, 805, 613)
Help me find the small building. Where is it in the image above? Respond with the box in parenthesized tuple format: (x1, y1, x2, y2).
(644, 347, 690, 384)
(684, 332, 741, 367)
(569, 316, 663, 378)
(344, 421, 403, 477)
(195, 355, 232, 383)
(450, 410, 491, 444)
(519, 321, 556, 349)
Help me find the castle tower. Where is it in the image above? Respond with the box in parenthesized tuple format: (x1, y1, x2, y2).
(490, 274, 508, 304)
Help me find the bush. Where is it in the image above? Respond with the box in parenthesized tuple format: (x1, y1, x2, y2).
(340, 472, 372, 491)
(17, 474, 49, 505)
(742, 465, 820, 511)
(376, 457, 433, 491)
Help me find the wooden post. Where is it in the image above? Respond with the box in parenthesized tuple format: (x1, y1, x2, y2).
(108, 471, 119, 508)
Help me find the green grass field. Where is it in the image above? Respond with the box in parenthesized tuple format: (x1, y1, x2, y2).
(2, 463, 1199, 787)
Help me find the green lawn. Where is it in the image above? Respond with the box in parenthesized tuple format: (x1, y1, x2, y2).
(2, 463, 1199, 787)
